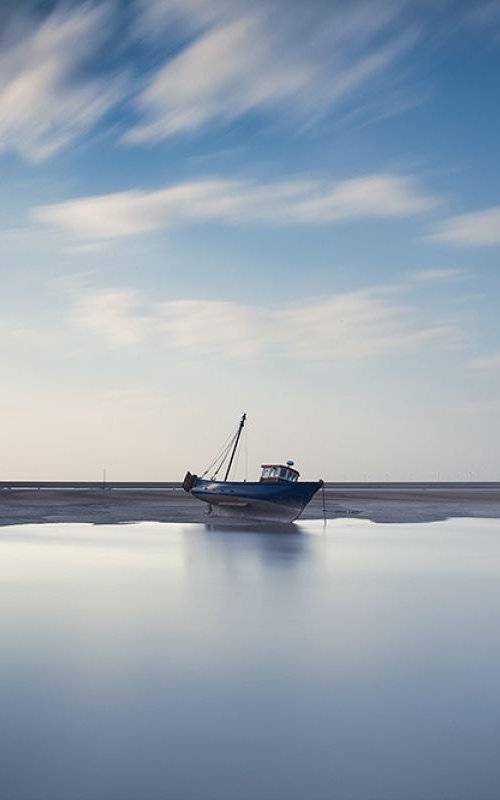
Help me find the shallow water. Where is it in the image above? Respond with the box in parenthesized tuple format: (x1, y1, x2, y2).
(1, 518, 500, 800)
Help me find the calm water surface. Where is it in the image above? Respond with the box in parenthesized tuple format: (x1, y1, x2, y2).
(1, 518, 500, 800)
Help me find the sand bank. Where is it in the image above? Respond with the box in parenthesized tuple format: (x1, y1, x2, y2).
(1, 483, 499, 526)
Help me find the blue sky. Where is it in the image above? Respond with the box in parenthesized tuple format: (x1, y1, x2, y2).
(1, 0, 499, 480)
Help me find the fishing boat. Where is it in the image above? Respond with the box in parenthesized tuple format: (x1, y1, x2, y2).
(183, 414, 324, 523)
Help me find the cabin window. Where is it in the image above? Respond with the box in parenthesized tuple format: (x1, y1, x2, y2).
(261, 466, 299, 481)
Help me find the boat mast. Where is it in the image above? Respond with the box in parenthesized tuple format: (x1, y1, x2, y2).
(224, 413, 246, 481)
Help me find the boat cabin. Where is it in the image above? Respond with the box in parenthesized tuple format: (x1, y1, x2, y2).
(260, 461, 299, 483)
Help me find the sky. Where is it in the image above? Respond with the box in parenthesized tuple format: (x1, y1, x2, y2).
(0, 0, 499, 481)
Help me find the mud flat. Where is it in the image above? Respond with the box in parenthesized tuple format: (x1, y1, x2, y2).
(326, 483, 500, 523)
(0, 483, 499, 526)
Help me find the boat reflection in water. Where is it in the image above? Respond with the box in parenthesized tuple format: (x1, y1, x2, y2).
(203, 521, 297, 535)
(183, 414, 323, 523)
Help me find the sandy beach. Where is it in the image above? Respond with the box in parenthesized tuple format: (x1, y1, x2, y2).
(1, 482, 499, 526)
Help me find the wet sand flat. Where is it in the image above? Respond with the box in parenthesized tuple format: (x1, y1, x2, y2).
(1, 482, 499, 526)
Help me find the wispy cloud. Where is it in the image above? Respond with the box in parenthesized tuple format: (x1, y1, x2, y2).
(0, 0, 496, 163)
(430, 207, 500, 247)
(126, 0, 421, 143)
(0, 0, 426, 160)
(125, 15, 313, 142)
(409, 268, 465, 282)
(74, 289, 152, 345)
(0, 4, 124, 161)
(33, 173, 438, 240)
(463, 0, 500, 35)
(72, 284, 458, 362)
(134, 0, 232, 38)
(469, 351, 500, 370)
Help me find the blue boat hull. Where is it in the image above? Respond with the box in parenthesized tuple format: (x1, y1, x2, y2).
(189, 478, 323, 522)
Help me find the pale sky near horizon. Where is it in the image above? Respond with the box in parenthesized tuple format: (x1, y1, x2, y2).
(1, 0, 499, 481)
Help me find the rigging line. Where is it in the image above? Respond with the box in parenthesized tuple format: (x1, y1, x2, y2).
(201, 423, 240, 478)
(232, 414, 248, 481)
(211, 421, 243, 480)
(210, 438, 236, 480)
(211, 438, 236, 480)
(205, 432, 235, 474)
(224, 413, 246, 482)
(244, 423, 248, 481)
(233, 437, 242, 480)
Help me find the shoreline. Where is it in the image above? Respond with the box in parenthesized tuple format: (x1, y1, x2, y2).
(1, 483, 499, 527)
